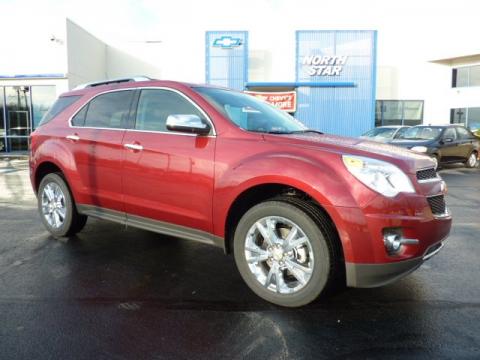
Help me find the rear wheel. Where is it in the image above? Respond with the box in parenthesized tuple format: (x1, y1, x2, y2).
(233, 199, 338, 307)
(38, 173, 87, 237)
(465, 152, 478, 168)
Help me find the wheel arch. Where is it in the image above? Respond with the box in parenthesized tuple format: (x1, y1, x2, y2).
(33, 160, 67, 192)
(223, 182, 344, 264)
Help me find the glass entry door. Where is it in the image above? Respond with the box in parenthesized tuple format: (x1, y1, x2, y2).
(5, 86, 31, 152)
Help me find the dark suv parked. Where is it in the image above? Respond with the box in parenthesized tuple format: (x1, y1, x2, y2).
(391, 125, 479, 168)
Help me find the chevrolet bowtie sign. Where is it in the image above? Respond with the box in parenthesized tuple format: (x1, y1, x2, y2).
(302, 55, 348, 76)
(213, 36, 242, 49)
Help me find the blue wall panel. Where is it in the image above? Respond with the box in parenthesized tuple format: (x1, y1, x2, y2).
(206, 31, 248, 90)
(295, 30, 377, 137)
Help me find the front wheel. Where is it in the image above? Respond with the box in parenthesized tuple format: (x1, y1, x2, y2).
(38, 173, 87, 237)
(465, 152, 478, 168)
(233, 199, 337, 307)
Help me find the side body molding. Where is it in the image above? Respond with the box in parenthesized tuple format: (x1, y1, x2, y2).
(77, 204, 224, 249)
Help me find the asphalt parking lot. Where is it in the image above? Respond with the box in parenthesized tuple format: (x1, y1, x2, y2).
(0, 157, 479, 359)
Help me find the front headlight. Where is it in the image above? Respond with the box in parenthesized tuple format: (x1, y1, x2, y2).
(410, 146, 428, 153)
(342, 155, 415, 197)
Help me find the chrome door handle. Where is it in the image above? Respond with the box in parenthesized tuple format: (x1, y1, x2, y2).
(66, 134, 80, 141)
(124, 143, 143, 151)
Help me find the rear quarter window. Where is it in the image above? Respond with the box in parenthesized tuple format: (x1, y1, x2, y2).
(38, 95, 82, 126)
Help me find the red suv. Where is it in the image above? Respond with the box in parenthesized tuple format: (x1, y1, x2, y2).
(30, 78, 451, 307)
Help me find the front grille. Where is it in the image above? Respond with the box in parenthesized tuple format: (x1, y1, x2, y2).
(427, 194, 447, 215)
(416, 167, 437, 181)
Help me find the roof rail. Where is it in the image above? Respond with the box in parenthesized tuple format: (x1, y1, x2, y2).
(73, 76, 152, 90)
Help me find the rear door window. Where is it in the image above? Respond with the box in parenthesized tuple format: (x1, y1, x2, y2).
(84, 91, 134, 129)
(456, 127, 473, 139)
(443, 128, 457, 141)
(395, 127, 409, 138)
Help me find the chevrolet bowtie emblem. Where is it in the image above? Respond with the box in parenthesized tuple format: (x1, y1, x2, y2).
(213, 36, 242, 49)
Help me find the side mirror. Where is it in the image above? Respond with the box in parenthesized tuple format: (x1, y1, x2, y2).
(442, 137, 453, 143)
(166, 114, 211, 135)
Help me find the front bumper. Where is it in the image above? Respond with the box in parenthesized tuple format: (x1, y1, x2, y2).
(345, 240, 445, 288)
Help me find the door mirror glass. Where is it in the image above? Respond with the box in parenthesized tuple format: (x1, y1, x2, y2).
(443, 137, 453, 143)
(166, 114, 210, 135)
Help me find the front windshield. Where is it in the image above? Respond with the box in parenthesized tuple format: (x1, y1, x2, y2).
(399, 127, 442, 140)
(194, 87, 307, 133)
(363, 127, 396, 139)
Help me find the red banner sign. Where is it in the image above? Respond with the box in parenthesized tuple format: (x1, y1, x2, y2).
(245, 91, 297, 113)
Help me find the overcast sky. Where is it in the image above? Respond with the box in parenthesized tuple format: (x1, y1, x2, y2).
(2, 0, 479, 47)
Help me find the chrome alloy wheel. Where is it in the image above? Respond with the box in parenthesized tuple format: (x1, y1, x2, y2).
(244, 216, 314, 294)
(41, 182, 67, 229)
(468, 153, 477, 167)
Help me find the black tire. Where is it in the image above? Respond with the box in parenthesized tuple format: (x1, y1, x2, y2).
(37, 173, 87, 238)
(465, 152, 478, 168)
(233, 198, 340, 307)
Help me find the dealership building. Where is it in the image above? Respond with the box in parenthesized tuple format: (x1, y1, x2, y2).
(1, 18, 479, 153)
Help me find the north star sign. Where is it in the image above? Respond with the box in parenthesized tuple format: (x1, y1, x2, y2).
(302, 55, 348, 76)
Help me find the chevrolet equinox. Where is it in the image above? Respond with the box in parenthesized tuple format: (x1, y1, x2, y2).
(29, 78, 452, 307)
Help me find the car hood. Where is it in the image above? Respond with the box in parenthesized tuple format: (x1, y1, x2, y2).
(359, 135, 390, 143)
(264, 133, 435, 174)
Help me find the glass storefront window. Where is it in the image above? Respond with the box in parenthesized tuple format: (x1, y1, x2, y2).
(0, 87, 5, 152)
(403, 101, 423, 120)
(375, 101, 382, 127)
(0, 84, 56, 152)
(469, 65, 480, 87)
(375, 100, 423, 127)
(32, 86, 56, 129)
(5, 86, 31, 137)
(455, 68, 469, 87)
(450, 107, 480, 131)
(382, 101, 403, 124)
(5, 86, 31, 152)
(452, 65, 480, 88)
(451, 108, 467, 124)
(468, 109, 480, 132)
(7, 137, 29, 152)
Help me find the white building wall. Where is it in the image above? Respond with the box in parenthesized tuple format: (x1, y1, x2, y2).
(66, 19, 107, 89)
(66, 19, 162, 89)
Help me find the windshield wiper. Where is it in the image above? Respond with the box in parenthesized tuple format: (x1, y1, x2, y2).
(264, 130, 293, 134)
(289, 129, 324, 135)
(251, 129, 324, 135)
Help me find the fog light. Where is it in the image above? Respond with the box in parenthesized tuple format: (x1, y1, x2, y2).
(384, 234, 402, 253)
(384, 232, 420, 254)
